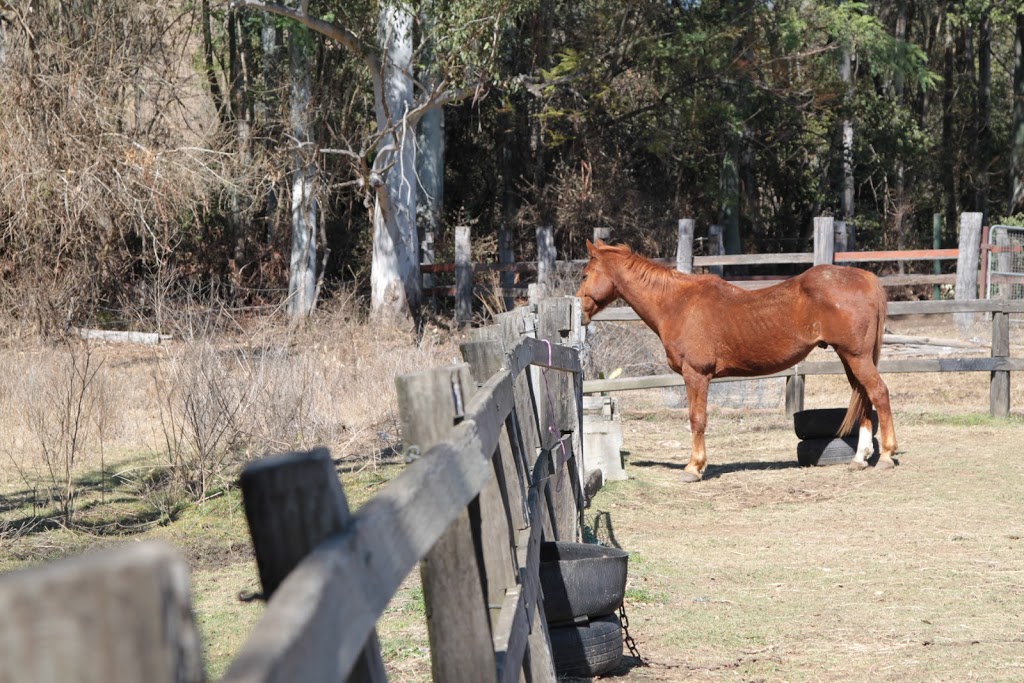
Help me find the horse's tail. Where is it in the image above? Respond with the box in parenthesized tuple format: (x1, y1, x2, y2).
(837, 275, 886, 437)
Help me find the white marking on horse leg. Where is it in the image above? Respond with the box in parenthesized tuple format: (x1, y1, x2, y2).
(852, 424, 873, 466)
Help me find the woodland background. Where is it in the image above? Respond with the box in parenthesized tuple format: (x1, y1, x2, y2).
(2, 0, 1024, 329)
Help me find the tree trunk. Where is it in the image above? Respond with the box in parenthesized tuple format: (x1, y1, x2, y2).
(840, 42, 855, 221)
(941, 11, 957, 238)
(286, 28, 318, 319)
(370, 3, 420, 324)
(1012, 12, 1024, 215)
(973, 11, 990, 221)
(416, 5, 444, 307)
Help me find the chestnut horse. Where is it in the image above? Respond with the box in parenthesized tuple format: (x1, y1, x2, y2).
(576, 240, 898, 482)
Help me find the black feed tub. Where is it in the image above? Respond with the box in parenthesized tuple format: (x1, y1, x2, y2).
(539, 541, 629, 623)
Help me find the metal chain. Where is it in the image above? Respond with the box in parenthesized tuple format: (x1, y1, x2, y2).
(619, 603, 646, 665)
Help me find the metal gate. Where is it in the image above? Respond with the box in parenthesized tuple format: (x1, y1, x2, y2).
(985, 225, 1024, 300)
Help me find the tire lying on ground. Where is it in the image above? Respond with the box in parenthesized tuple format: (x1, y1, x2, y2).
(548, 613, 624, 678)
(793, 408, 878, 440)
(797, 436, 879, 467)
(539, 541, 629, 623)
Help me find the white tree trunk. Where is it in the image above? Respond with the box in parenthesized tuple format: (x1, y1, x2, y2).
(287, 28, 318, 319)
(370, 4, 419, 323)
(416, 6, 444, 298)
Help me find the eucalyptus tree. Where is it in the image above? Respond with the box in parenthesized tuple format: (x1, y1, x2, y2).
(232, 0, 525, 323)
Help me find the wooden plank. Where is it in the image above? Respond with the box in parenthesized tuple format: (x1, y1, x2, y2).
(238, 449, 386, 682)
(0, 541, 203, 683)
(878, 273, 957, 287)
(519, 491, 556, 683)
(461, 340, 528, 529)
(492, 586, 530, 683)
(537, 226, 555, 285)
(991, 311, 1011, 417)
(225, 376, 512, 683)
(396, 365, 497, 683)
(582, 357, 1024, 393)
(836, 248, 960, 262)
(592, 298, 1024, 323)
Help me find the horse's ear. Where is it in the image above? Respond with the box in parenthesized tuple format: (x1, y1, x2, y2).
(586, 239, 599, 256)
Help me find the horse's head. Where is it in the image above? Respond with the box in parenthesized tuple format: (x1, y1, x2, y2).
(576, 240, 620, 324)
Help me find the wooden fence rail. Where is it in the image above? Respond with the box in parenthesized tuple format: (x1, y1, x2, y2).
(585, 298, 1024, 418)
(424, 213, 989, 313)
(0, 298, 590, 683)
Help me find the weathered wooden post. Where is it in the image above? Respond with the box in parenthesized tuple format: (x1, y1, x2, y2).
(933, 213, 943, 300)
(237, 448, 387, 683)
(593, 226, 612, 244)
(395, 365, 497, 682)
(991, 310, 1011, 417)
(955, 212, 984, 332)
(0, 542, 204, 683)
(707, 224, 724, 276)
(537, 225, 555, 287)
(834, 220, 849, 258)
(456, 225, 473, 326)
(813, 216, 835, 265)
(785, 371, 805, 418)
(677, 218, 695, 274)
(422, 227, 436, 309)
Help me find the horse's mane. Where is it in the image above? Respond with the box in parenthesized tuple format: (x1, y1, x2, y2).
(598, 243, 685, 292)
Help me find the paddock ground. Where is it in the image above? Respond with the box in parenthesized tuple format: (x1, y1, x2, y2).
(584, 366, 1024, 682)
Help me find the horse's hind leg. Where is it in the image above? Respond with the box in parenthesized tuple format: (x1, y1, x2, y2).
(841, 355, 898, 469)
(840, 360, 875, 470)
(681, 369, 710, 483)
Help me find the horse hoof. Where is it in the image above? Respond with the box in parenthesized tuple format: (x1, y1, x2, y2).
(848, 460, 869, 472)
(681, 470, 703, 483)
(875, 457, 896, 470)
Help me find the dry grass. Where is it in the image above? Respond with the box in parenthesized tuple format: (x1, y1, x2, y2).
(2, 307, 1023, 681)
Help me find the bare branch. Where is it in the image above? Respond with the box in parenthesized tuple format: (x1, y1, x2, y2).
(231, 0, 380, 73)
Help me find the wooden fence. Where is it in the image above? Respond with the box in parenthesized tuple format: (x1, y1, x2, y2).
(586, 298, 1024, 418)
(0, 298, 590, 683)
(423, 213, 993, 324)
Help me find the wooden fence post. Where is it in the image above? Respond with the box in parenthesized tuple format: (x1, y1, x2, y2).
(933, 213, 943, 300)
(991, 310, 1011, 417)
(422, 227, 436, 308)
(456, 225, 473, 326)
(813, 216, 835, 265)
(593, 226, 612, 244)
(707, 225, 724, 276)
(395, 365, 498, 682)
(537, 225, 555, 286)
(834, 220, 849, 257)
(238, 448, 386, 683)
(0, 542, 204, 683)
(677, 218, 694, 274)
(785, 372, 805, 418)
(955, 212, 984, 331)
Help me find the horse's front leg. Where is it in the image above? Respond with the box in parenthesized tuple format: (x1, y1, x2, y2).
(681, 369, 710, 483)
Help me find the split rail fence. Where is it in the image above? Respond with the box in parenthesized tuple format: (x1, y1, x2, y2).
(586, 298, 1024, 418)
(0, 299, 590, 683)
(424, 212, 1010, 324)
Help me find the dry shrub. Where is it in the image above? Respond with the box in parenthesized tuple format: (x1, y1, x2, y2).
(0, 1, 224, 336)
(1, 340, 118, 523)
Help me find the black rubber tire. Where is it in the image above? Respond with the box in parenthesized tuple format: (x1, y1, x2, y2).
(539, 542, 629, 623)
(548, 613, 624, 678)
(797, 436, 879, 467)
(793, 408, 878, 440)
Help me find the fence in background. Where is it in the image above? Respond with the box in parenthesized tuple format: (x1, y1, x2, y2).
(0, 299, 589, 683)
(425, 213, 996, 325)
(586, 298, 1024, 419)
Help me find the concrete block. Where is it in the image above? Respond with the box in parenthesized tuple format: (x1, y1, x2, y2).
(583, 396, 626, 482)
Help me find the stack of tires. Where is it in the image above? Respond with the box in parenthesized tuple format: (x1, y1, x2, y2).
(794, 408, 879, 466)
(539, 541, 629, 678)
